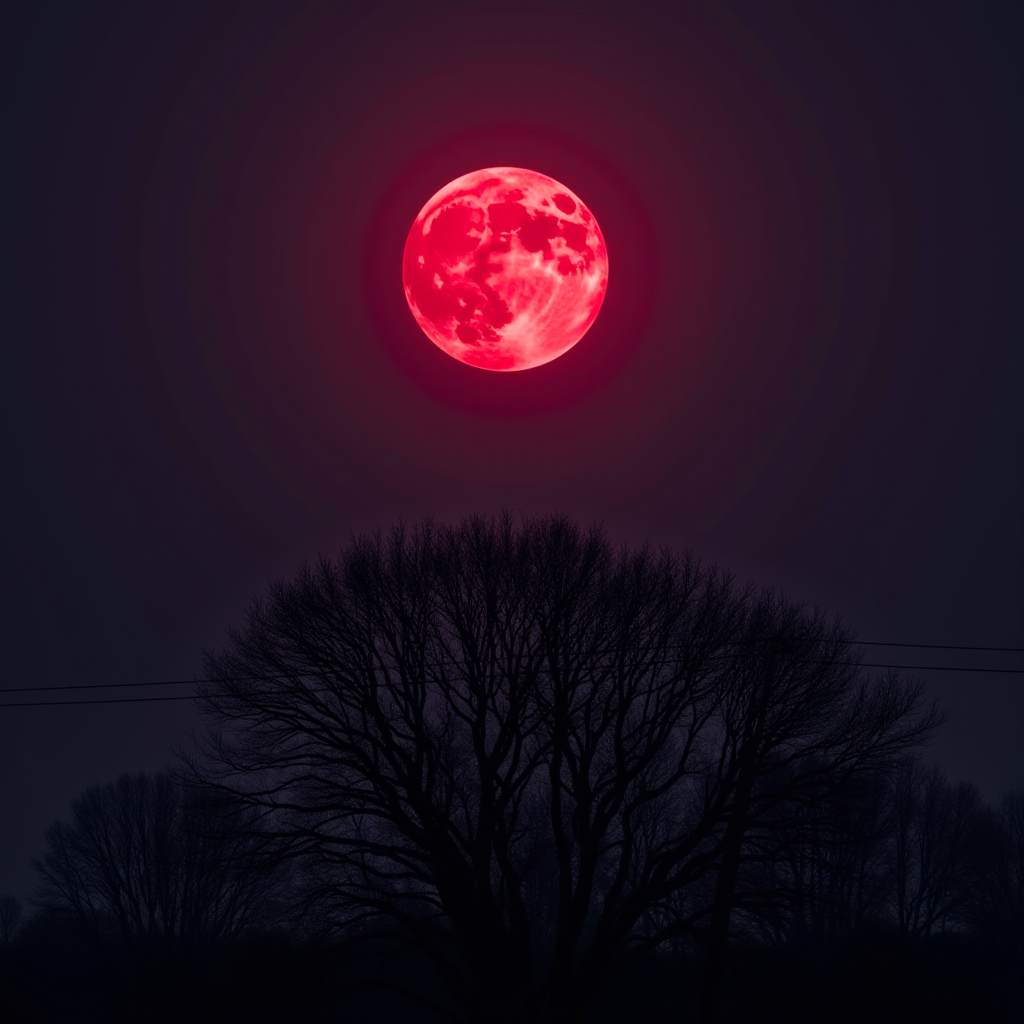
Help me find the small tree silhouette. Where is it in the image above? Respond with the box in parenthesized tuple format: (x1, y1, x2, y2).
(0, 895, 22, 945)
(887, 759, 983, 937)
(961, 788, 1024, 957)
(734, 767, 892, 951)
(33, 770, 277, 959)
(187, 513, 941, 1023)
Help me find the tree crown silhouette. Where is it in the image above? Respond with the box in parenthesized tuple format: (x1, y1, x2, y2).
(187, 512, 940, 1022)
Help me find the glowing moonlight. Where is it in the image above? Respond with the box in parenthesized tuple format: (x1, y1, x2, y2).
(402, 167, 609, 371)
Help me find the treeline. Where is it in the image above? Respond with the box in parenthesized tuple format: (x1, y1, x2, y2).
(737, 761, 1023, 950)
(1, 764, 1021, 1022)
(1, 514, 1021, 1022)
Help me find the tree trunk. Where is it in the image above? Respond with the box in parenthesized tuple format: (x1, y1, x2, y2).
(697, 651, 774, 1024)
(697, 760, 756, 1024)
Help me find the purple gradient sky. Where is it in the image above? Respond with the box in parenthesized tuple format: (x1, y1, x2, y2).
(2, 1, 1021, 901)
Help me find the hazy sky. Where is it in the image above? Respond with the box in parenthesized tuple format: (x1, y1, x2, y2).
(2, 1, 1021, 902)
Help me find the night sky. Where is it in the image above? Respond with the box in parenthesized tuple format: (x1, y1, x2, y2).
(2, 2, 1021, 903)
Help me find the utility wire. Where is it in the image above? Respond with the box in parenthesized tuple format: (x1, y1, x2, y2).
(1, 636, 1021, 696)
(0, 693, 204, 708)
(852, 641, 1023, 653)
(1, 659, 1023, 696)
(1, 660, 1021, 708)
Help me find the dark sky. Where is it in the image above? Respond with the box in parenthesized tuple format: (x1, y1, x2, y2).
(2, 1, 1022, 901)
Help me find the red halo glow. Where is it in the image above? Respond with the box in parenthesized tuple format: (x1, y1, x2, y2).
(402, 167, 609, 371)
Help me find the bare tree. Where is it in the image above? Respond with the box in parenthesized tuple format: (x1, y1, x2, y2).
(33, 770, 277, 958)
(735, 769, 892, 951)
(692, 596, 943, 1023)
(963, 788, 1024, 956)
(887, 759, 983, 937)
(0, 895, 22, 945)
(187, 513, 941, 1023)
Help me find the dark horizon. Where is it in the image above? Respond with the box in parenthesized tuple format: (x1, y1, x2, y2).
(3, 513, 1021, 1024)
(1, 5, 1022, 1007)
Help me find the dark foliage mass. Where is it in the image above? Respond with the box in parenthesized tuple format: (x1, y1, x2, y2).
(1, 515, 1020, 1023)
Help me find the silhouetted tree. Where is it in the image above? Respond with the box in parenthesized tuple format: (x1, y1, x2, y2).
(887, 759, 983, 937)
(0, 895, 22, 945)
(964, 788, 1024, 958)
(735, 768, 892, 951)
(33, 770, 278, 960)
(187, 513, 941, 1023)
(692, 597, 943, 1023)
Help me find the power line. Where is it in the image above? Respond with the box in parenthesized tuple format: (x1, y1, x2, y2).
(1, 636, 1021, 696)
(0, 693, 201, 708)
(1, 659, 1022, 696)
(852, 641, 1023, 653)
(1, 660, 1020, 708)
(858, 664, 1022, 673)
(1, 678, 227, 695)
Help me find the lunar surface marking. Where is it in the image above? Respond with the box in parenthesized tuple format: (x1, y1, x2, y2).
(402, 167, 609, 371)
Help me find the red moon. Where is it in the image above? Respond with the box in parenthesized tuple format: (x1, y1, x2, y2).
(402, 167, 609, 371)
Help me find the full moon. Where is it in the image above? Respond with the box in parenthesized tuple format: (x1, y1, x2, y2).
(402, 167, 609, 371)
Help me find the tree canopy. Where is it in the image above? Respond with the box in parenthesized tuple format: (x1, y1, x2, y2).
(188, 512, 941, 1023)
